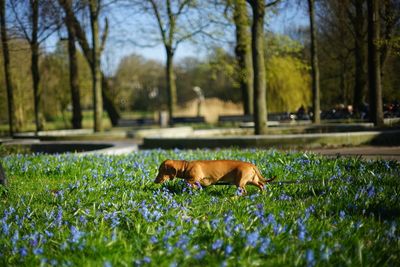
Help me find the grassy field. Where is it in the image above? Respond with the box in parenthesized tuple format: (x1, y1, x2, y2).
(0, 149, 399, 266)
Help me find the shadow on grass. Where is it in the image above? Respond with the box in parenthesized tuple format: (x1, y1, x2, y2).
(360, 204, 400, 221)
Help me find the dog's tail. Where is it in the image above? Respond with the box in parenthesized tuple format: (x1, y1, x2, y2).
(254, 167, 277, 184)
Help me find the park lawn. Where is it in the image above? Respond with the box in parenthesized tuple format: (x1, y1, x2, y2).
(0, 149, 399, 266)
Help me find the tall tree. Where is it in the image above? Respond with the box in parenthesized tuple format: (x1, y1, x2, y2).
(64, 0, 82, 129)
(58, 0, 120, 127)
(132, 0, 211, 125)
(89, 0, 103, 132)
(307, 0, 321, 123)
(349, 0, 368, 114)
(10, 0, 61, 134)
(30, 0, 41, 133)
(246, 0, 268, 134)
(367, 0, 384, 126)
(233, 0, 253, 115)
(0, 0, 15, 136)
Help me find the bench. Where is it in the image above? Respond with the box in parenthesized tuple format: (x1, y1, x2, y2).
(218, 115, 253, 123)
(117, 118, 156, 127)
(171, 116, 205, 124)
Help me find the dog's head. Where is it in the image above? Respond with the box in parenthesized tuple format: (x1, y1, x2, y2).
(154, 160, 177, 184)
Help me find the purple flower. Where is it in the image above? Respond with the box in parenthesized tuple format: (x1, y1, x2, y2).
(194, 181, 202, 189)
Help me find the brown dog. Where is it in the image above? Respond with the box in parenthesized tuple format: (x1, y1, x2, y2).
(154, 159, 276, 194)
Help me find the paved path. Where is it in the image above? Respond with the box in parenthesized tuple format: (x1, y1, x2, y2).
(3, 137, 400, 161)
(300, 146, 400, 161)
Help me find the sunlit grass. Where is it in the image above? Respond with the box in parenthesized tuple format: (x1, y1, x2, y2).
(1, 149, 399, 266)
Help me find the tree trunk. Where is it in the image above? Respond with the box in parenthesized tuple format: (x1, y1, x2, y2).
(0, 162, 6, 186)
(101, 74, 120, 126)
(59, 0, 120, 126)
(166, 47, 177, 125)
(66, 2, 82, 129)
(353, 0, 367, 115)
(31, 0, 42, 134)
(367, 0, 384, 127)
(249, 0, 267, 134)
(89, 0, 103, 132)
(308, 0, 321, 124)
(0, 0, 15, 136)
(234, 0, 253, 115)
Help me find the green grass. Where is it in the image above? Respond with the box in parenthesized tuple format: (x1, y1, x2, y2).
(0, 149, 399, 266)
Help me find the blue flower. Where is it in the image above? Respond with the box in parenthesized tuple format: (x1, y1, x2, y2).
(259, 237, 271, 254)
(212, 239, 223, 250)
(150, 236, 158, 244)
(339, 210, 346, 220)
(104, 261, 112, 267)
(279, 194, 292, 201)
(70, 226, 84, 243)
(225, 244, 233, 255)
(236, 187, 244, 196)
(194, 250, 206, 260)
(19, 247, 28, 257)
(45, 230, 54, 238)
(306, 249, 315, 267)
(246, 231, 259, 247)
(1, 218, 9, 235)
(56, 207, 63, 227)
(142, 256, 151, 264)
(367, 184, 375, 198)
(33, 247, 43, 255)
(297, 219, 307, 242)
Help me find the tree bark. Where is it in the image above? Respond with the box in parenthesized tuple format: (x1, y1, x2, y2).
(0, 0, 15, 136)
(248, 0, 267, 134)
(65, 1, 82, 129)
(367, 0, 384, 126)
(234, 0, 253, 115)
(89, 0, 103, 132)
(30, 0, 42, 134)
(352, 0, 367, 114)
(308, 0, 321, 124)
(166, 47, 177, 125)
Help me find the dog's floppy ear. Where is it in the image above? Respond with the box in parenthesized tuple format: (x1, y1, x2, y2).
(164, 160, 177, 178)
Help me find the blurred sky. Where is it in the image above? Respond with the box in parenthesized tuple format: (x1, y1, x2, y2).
(44, 2, 309, 76)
